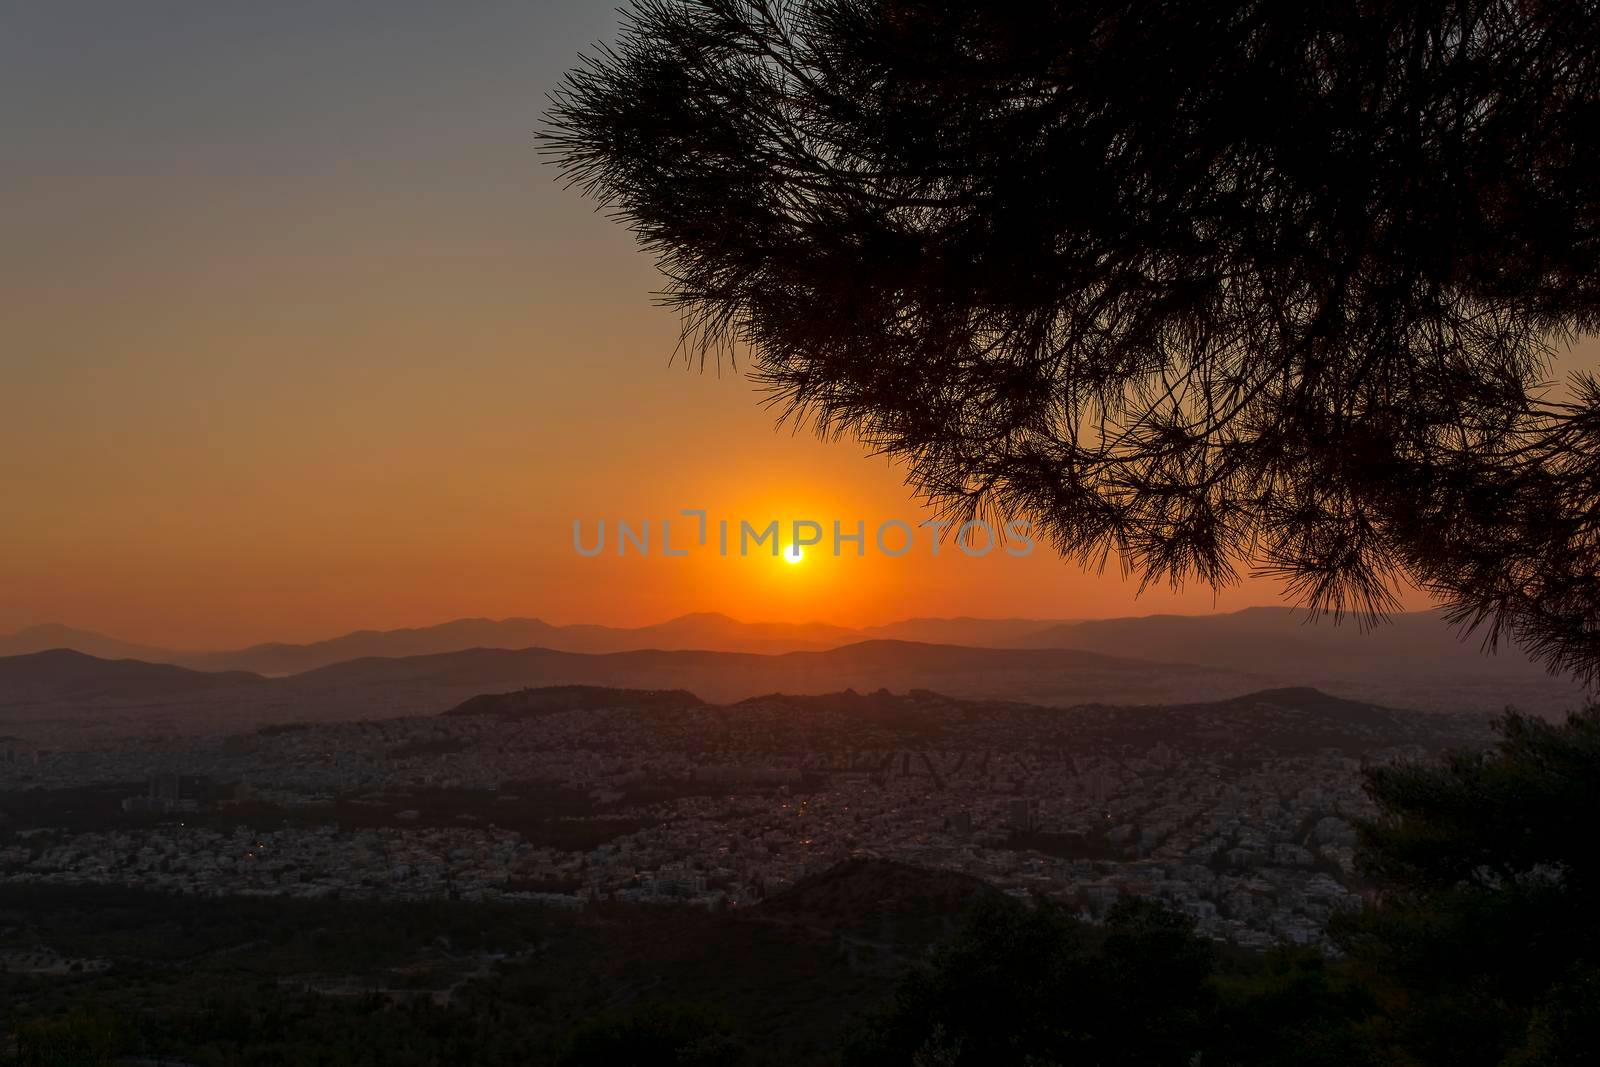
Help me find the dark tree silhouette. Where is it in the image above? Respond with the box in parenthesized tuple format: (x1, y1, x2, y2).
(558, 1001, 746, 1067)
(543, 0, 1600, 677)
(1332, 705, 1600, 1063)
(843, 896, 1216, 1066)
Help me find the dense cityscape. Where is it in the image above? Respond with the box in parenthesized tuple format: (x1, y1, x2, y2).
(1, 686, 1494, 952)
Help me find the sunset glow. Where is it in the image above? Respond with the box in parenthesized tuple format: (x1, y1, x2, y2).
(0, 2, 1484, 651)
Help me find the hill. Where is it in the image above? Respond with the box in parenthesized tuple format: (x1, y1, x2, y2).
(283, 639, 1269, 712)
(1023, 607, 1590, 714)
(1023, 606, 1547, 675)
(0, 649, 266, 705)
(4, 619, 1587, 744)
(4, 639, 1266, 740)
(7, 608, 1589, 717)
(0, 624, 177, 664)
(0, 614, 865, 677)
(175, 613, 859, 674)
(0, 641, 1269, 740)
(858, 616, 1073, 647)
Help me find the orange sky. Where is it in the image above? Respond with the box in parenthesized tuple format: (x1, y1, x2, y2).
(1, 4, 1588, 650)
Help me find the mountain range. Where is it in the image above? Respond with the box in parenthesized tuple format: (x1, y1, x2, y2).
(0, 649, 267, 704)
(0, 613, 1052, 674)
(0, 607, 1553, 677)
(0, 608, 1590, 739)
(0, 640, 1264, 720)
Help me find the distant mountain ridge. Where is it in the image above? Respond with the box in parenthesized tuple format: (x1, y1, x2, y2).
(0, 624, 177, 665)
(0, 613, 1093, 675)
(4, 606, 1566, 679)
(0, 636, 1581, 749)
(0, 649, 266, 705)
(0, 613, 885, 675)
(1033, 608, 1592, 714)
(1, 606, 1589, 720)
(0, 640, 1270, 733)
(280, 638, 1260, 708)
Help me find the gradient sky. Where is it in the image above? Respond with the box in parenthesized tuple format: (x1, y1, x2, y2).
(3, 2, 1590, 649)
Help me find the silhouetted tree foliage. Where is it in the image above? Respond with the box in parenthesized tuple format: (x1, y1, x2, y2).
(544, 0, 1600, 678)
(12, 1004, 125, 1067)
(1331, 705, 1600, 1064)
(844, 893, 1391, 1066)
(844, 896, 1215, 1065)
(1210, 949, 1382, 1066)
(557, 1001, 746, 1066)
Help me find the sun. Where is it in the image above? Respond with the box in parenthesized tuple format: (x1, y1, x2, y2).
(784, 543, 805, 565)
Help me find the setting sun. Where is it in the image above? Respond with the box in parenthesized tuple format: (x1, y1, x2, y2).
(784, 544, 804, 565)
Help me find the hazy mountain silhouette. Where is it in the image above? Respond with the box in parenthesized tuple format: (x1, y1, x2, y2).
(615, 612, 861, 653)
(148, 613, 859, 674)
(1015, 607, 1589, 713)
(281, 639, 1265, 711)
(3, 607, 1589, 723)
(3, 638, 1559, 745)
(0, 649, 266, 705)
(0, 614, 1068, 675)
(8, 608, 1573, 691)
(0, 624, 177, 664)
(1023, 607, 1543, 672)
(0, 642, 1268, 738)
(859, 616, 1073, 646)
(180, 617, 591, 675)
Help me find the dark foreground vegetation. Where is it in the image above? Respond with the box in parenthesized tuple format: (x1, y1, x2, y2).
(5, 706, 1599, 1065)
